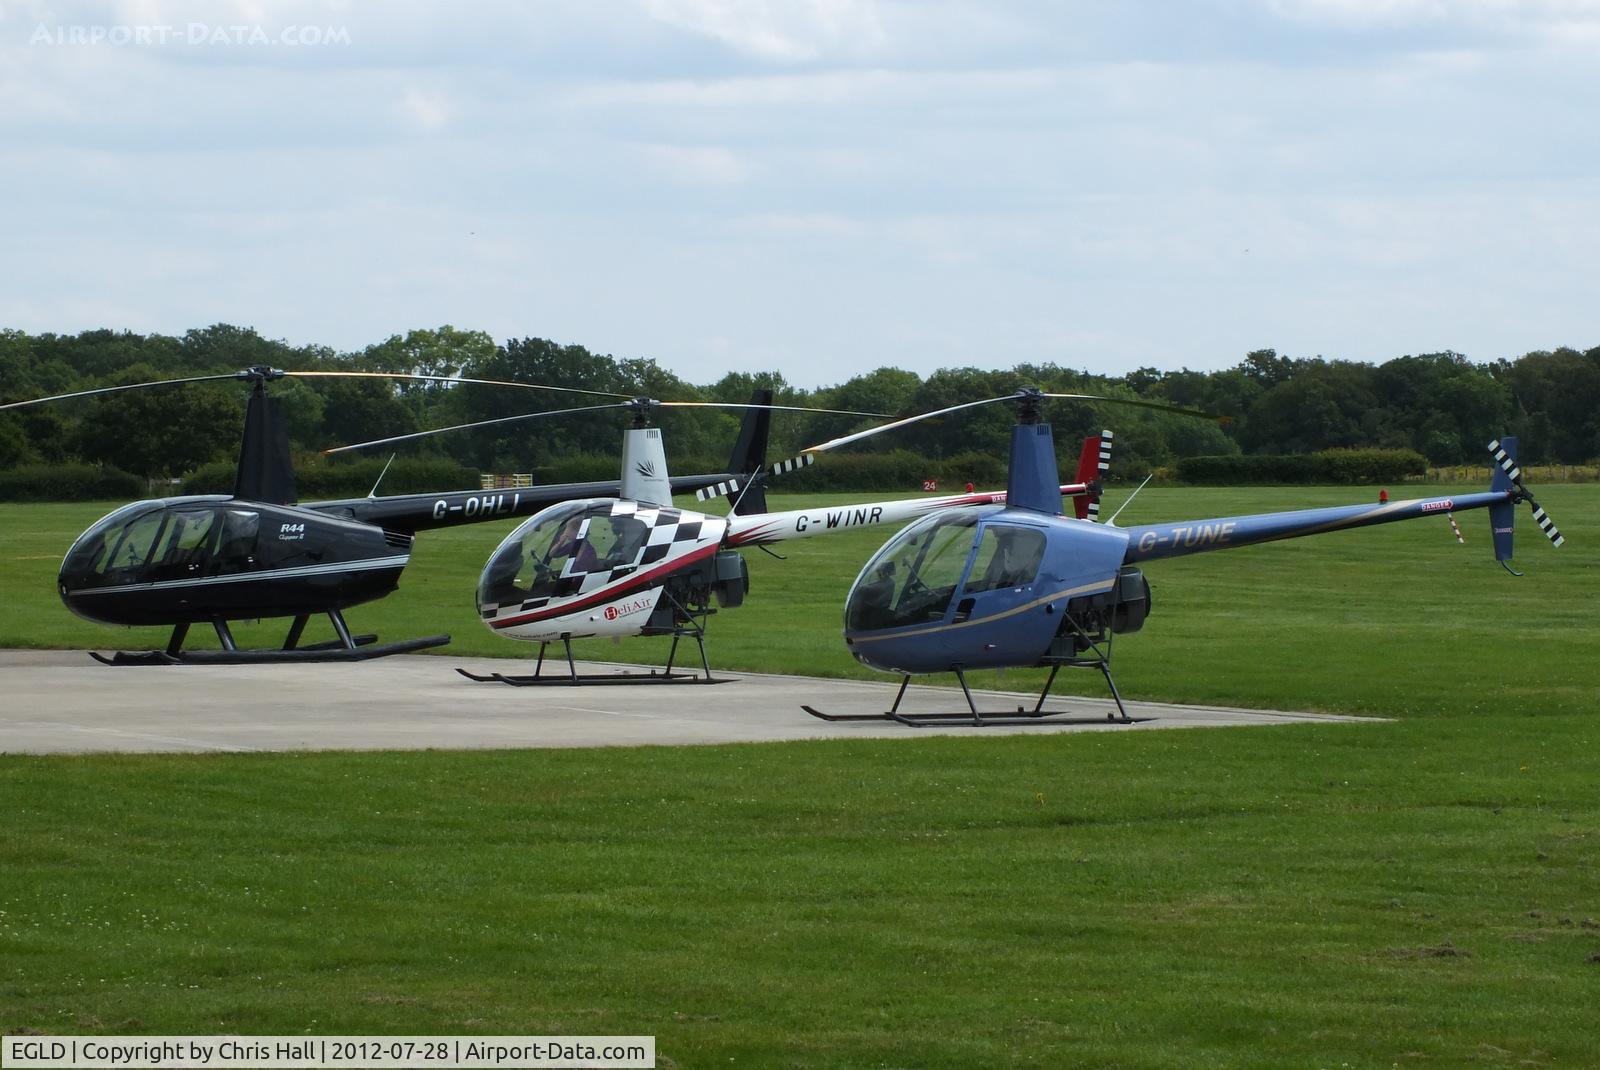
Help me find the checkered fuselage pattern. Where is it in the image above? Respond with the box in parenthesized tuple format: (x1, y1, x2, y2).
(479, 498, 727, 641)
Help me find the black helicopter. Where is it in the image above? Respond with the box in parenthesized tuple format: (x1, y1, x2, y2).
(3, 367, 790, 664)
(785, 391, 1564, 727)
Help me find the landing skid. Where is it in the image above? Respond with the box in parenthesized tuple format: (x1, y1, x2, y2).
(90, 611, 449, 666)
(458, 629, 731, 687)
(802, 663, 1148, 728)
(455, 668, 722, 687)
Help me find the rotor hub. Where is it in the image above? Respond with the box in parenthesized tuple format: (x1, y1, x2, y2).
(1013, 387, 1045, 425)
(627, 396, 659, 428)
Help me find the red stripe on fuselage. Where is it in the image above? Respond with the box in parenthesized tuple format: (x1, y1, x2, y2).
(725, 521, 782, 547)
(487, 541, 720, 630)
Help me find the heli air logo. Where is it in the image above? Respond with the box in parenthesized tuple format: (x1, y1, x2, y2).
(1421, 499, 1454, 513)
(603, 597, 654, 622)
(635, 460, 658, 478)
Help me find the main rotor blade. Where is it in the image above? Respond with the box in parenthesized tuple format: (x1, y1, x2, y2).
(321, 397, 893, 456)
(1038, 392, 1221, 421)
(322, 402, 631, 455)
(798, 398, 1004, 455)
(655, 400, 892, 418)
(0, 372, 243, 411)
(1, 369, 640, 412)
(285, 371, 635, 400)
(799, 391, 1222, 456)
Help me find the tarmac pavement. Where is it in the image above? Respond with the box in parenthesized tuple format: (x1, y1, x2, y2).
(0, 649, 1377, 754)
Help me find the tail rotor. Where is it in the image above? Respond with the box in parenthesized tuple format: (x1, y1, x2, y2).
(1486, 437, 1565, 575)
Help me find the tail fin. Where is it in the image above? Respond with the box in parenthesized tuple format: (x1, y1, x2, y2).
(233, 384, 297, 505)
(1488, 437, 1518, 564)
(1072, 430, 1112, 521)
(727, 388, 772, 515)
(620, 426, 673, 507)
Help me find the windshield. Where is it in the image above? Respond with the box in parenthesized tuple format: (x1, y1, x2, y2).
(845, 508, 985, 631)
(61, 503, 165, 581)
(478, 499, 656, 608)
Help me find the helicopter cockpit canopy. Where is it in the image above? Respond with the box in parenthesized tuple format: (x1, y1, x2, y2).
(479, 499, 660, 610)
(844, 505, 1051, 632)
(59, 497, 250, 590)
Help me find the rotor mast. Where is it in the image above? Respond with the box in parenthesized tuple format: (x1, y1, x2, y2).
(619, 397, 673, 506)
(232, 366, 297, 505)
(1006, 388, 1066, 515)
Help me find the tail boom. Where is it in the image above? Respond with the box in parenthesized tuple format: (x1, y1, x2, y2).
(725, 483, 1089, 547)
(1121, 490, 1511, 564)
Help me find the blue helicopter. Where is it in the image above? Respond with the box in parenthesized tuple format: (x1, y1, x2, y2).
(786, 389, 1564, 727)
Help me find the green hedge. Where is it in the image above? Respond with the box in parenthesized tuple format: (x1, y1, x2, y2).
(770, 450, 1009, 492)
(520, 449, 1008, 492)
(182, 457, 482, 499)
(1175, 448, 1427, 485)
(529, 452, 665, 485)
(0, 463, 145, 502)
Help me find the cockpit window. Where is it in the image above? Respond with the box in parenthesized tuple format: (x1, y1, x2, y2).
(214, 510, 259, 572)
(65, 502, 154, 577)
(104, 509, 168, 575)
(845, 508, 984, 631)
(587, 514, 649, 571)
(61, 500, 233, 585)
(962, 525, 1045, 594)
(480, 500, 615, 608)
(152, 510, 217, 573)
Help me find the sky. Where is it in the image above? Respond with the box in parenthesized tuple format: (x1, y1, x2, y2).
(1, 0, 1596, 387)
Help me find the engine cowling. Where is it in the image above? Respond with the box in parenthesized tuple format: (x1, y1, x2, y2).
(1052, 566, 1151, 656)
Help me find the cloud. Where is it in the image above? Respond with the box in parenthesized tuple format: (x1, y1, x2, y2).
(0, 1, 1596, 386)
(640, 0, 887, 61)
(398, 87, 450, 131)
(1263, 0, 1600, 41)
(639, 143, 752, 183)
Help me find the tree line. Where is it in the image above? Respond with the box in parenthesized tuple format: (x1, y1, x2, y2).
(1, 324, 1596, 483)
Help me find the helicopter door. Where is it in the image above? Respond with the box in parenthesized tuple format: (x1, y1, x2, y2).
(950, 524, 1047, 624)
(211, 509, 260, 575)
(147, 509, 220, 584)
(585, 512, 650, 579)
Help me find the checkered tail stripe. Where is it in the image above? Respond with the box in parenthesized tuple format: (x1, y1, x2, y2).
(1487, 439, 1564, 549)
(695, 478, 739, 502)
(1531, 505, 1564, 548)
(770, 453, 816, 478)
(1088, 428, 1112, 522)
(1489, 439, 1521, 483)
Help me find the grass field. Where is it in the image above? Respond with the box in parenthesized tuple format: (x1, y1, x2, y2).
(2, 486, 1598, 1067)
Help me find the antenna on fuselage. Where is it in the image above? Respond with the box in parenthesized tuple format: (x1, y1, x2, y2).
(368, 454, 398, 499)
(1105, 473, 1154, 526)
